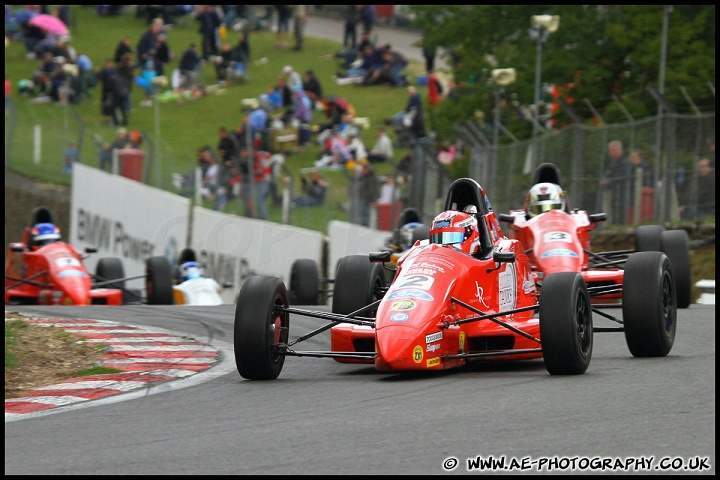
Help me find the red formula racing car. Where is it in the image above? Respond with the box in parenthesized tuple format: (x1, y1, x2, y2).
(233, 178, 677, 381)
(497, 163, 691, 309)
(5, 206, 174, 306)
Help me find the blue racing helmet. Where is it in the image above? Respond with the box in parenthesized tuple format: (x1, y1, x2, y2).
(30, 223, 61, 250)
(180, 261, 203, 281)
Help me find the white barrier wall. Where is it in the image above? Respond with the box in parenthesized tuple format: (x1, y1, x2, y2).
(327, 220, 390, 275)
(70, 164, 190, 290)
(69, 164, 389, 305)
(191, 207, 324, 304)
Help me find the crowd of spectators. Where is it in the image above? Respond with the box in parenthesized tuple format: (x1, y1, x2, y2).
(7, 5, 436, 229)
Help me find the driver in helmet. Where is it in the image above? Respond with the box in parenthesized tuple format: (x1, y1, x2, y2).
(428, 210, 481, 256)
(179, 261, 204, 283)
(174, 261, 224, 305)
(29, 223, 61, 250)
(526, 182, 566, 218)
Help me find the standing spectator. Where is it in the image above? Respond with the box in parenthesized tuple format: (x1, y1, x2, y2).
(302, 69, 323, 110)
(214, 43, 234, 82)
(292, 5, 307, 51)
(136, 20, 163, 66)
(153, 33, 171, 77)
(282, 65, 303, 91)
(359, 5, 376, 36)
(105, 69, 130, 126)
(217, 126, 237, 165)
(694, 157, 715, 218)
(248, 104, 269, 142)
(114, 35, 134, 64)
(601, 140, 632, 225)
(236, 148, 255, 217)
(422, 39, 437, 75)
(350, 162, 380, 227)
(63, 141, 78, 174)
(195, 5, 221, 61)
(427, 69, 444, 107)
(93, 134, 113, 172)
(109, 127, 130, 165)
(5, 74, 12, 110)
(367, 127, 394, 163)
(629, 148, 653, 189)
(138, 60, 157, 107)
(274, 5, 291, 48)
(377, 175, 401, 204)
(253, 151, 272, 219)
(342, 5, 359, 52)
(177, 43, 201, 105)
(115, 51, 136, 115)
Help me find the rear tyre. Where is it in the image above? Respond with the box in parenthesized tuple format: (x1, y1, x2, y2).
(635, 225, 665, 252)
(234, 276, 289, 380)
(540, 272, 592, 375)
(661, 230, 691, 309)
(288, 258, 319, 305)
(95, 257, 129, 301)
(146, 256, 174, 304)
(622, 252, 676, 357)
(332, 255, 386, 316)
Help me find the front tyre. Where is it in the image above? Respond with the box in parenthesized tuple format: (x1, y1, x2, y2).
(146, 256, 174, 304)
(540, 272, 592, 375)
(332, 255, 386, 315)
(635, 225, 665, 252)
(234, 276, 289, 380)
(622, 252, 676, 357)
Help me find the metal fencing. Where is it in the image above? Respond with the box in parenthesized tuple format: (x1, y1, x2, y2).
(397, 109, 715, 227)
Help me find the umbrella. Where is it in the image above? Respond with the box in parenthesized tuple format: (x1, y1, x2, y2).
(8, 8, 38, 25)
(28, 14, 69, 36)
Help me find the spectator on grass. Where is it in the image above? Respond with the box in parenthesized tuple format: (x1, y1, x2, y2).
(367, 127, 394, 163)
(177, 43, 201, 105)
(195, 5, 222, 60)
(302, 69, 323, 110)
(137, 19, 163, 66)
(114, 35, 133, 64)
(282, 65, 303, 91)
(291, 170, 329, 207)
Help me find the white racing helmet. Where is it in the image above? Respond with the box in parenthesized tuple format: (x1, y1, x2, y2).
(526, 183, 566, 217)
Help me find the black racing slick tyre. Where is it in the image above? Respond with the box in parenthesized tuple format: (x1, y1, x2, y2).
(661, 230, 691, 309)
(288, 258, 319, 305)
(146, 256, 174, 305)
(622, 252, 676, 357)
(234, 276, 289, 380)
(95, 257, 125, 290)
(635, 225, 665, 253)
(332, 255, 386, 316)
(539, 272, 592, 375)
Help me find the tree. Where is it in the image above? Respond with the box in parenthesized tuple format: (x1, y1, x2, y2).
(409, 5, 715, 138)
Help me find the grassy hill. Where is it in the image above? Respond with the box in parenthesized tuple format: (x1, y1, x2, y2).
(5, 6, 429, 233)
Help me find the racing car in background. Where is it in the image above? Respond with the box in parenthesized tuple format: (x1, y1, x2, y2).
(497, 163, 692, 309)
(287, 208, 430, 305)
(233, 178, 678, 381)
(5, 206, 174, 306)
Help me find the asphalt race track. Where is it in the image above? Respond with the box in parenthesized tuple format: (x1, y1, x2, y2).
(4, 303, 715, 475)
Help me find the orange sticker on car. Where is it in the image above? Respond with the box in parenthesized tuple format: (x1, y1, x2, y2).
(426, 357, 440, 367)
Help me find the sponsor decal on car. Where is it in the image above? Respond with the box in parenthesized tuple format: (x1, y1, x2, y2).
(426, 331, 443, 343)
(474, 281, 490, 309)
(540, 248, 579, 258)
(426, 357, 440, 367)
(390, 299, 416, 311)
(390, 312, 409, 322)
(56, 257, 82, 267)
(459, 331, 466, 352)
(57, 270, 89, 278)
(499, 264, 517, 312)
(427, 343, 440, 353)
(413, 345, 423, 363)
(394, 275, 435, 291)
(386, 290, 433, 301)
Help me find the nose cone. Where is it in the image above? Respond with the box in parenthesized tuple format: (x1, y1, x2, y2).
(63, 276, 92, 305)
(375, 324, 426, 371)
